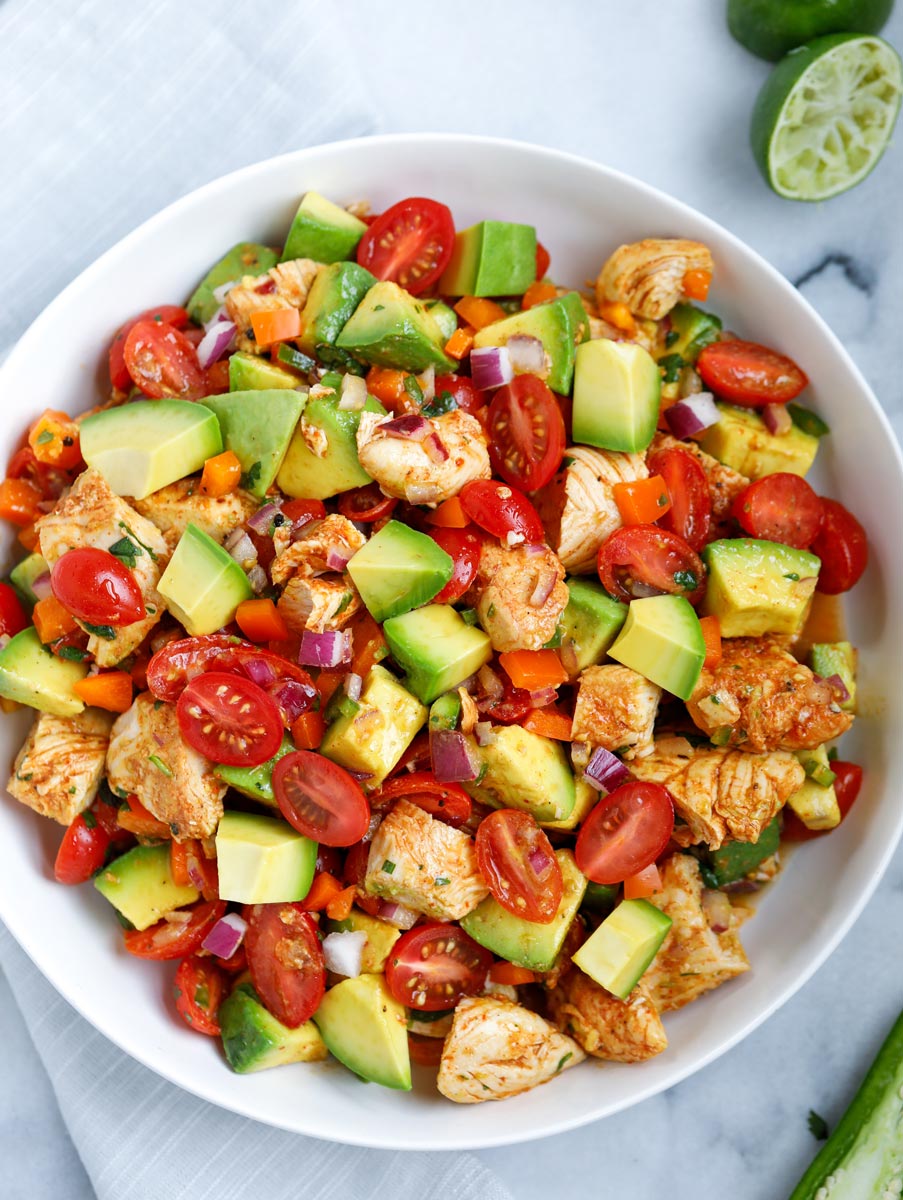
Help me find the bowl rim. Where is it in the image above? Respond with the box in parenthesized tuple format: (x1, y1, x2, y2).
(1, 131, 901, 1149)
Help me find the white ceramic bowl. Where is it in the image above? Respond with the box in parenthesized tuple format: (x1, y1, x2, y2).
(0, 135, 900, 1150)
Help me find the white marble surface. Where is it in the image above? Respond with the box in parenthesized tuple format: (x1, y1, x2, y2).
(1, 1, 902, 1197)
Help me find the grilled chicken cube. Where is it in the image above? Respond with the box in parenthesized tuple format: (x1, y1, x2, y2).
(630, 738, 805, 849)
(364, 799, 488, 921)
(644, 854, 749, 1011)
(596, 238, 714, 321)
(687, 637, 853, 753)
(225, 259, 321, 354)
(106, 693, 226, 840)
(132, 478, 257, 546)
(270, 515, 366, 586)
(466, 540, 567, 653)
(8, 710, 114, 826)
(649, 433, 749, 521)
(548, 972, 667, 1062)
(437, 996, 584, 1104)
(36, 468, 167, 667)
(356, 410, 491, 506)
(277, 574, 361, 634)
(571, 665, 661, 760)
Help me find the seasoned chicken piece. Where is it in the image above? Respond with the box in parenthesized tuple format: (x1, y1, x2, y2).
(649, 432, 748, 520)
(132, 478, 257, 545)
(534, 446, 647, 573)
(644, 854, 749, 1011)
(7, 710, 114, 826)
(571, 665, 661, 760)
(596, 238, 714, 321)
(268, 258, 321, 307)
(631, 739, 805, 849)
(36, 468, 167, 667)
(277, 574, 361, 634)
(106, 693, 226, 839)
(437, 996, 584, 1104)
(466, 540, 568, 653)
(548, 972, 667, 1062)
(270, 515, 366, 585)
(687, 637, 852, 753)
(225, 259, 321, 353)
(356, 410, 491, 506)
(364, 799, 488, 921)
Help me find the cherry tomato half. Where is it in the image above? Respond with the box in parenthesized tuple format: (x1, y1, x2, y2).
(146, 634, 316, 707)
(535, 241, 551, 280)
(479, 678, 534, 724)
(108, 304, 190, 391)
(123, 899, 226, 960)
(597, 525, 705, 604)
(487, 375, 566, 493)
(434, 374, 483, 416)
(273, 750, 371, 846)
(731, 473, 823, 550)
(575, 782, 674, 885)
(54, 808, 113, 885)
(123, 319, 206, 400)
(0, 582, 28, 638)
(173, 955, 227, 1036)
(356, 197, 455, 296)
(696, 339, 808, 408)
(337, 483, 397, 523)
(385, 923, 492, 1011)
(245, 903, 325, 1028)
(810, 498, 868, 594)
(646, 445, 712, 552)
(177, 672, 283, 767)
(428, 527, 481, 603)
(460, 480, 544, 544)
(50, 547, 146, 626)
(370, 772, 472, 827)
(475, 809, 563, 923)
(783, 760, 863, 841)
(342, 840, 382, 917)
(280, 498, 327, 528)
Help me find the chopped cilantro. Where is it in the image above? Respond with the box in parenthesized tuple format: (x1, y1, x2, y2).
(784, 572, 800, 581)
(36, 429, 54, 445)
(434, 877, 450, 887)
(459, 608, 479, 626)
(82, 807, 95, 824)
(421, 389, 457, 418)
(373, 304, 385, 312)
(403, 375, 424, 405)
(673, 570, 698, 591)
(562, 455, 575, 469)
(664, 329, 680, 349)
(827, 746, 838, 761)
(486, 603, 496, 619)
(240, 461, 262, 490)
(708, 694, 721, 705)
(153, 699, 164, 710)
(807, 1110, 828, 1141)
(556, 1052, 573, 1073)
(108, 536, 143, 570)
(148, 754, 173, 777)
(83, 622, 116, 640)
(657, 492, 669, 507)
(118, 521, 158, 562)
(382, 860, 396, 875)
(57, 645, 87, 662)
(659, 353, 685, 383)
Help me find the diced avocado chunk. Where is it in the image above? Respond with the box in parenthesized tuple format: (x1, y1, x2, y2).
(660, 303, 722, 366)
(215, 736, 296, 807)
(0, 627, 88, 716)
(423, 299, 458, 342)
(608, 595, 705, 700)
(320, 664, 426, 787)
(94, 843, 199, 931)
(559, 579, 628, 673)
(215, 810, 317, 903)
(461, 850, 586, 971)
(336, 281, 453, 372)
(798, 745, 838, 789)
(701, 538, 820, 638)
(810, 642, 857, 713)
(472, 292, 589, 394)
(8, 553, 48, 608)
(297, 261, 376, 357)
(703, 816, 780, 887)
(158, 523, 253, 636)
(383, 604, 492, 704)
(313, 973, 411, 1090)
(572, 898, 672, 999)
(581, 882, 620, 914)
(698, 403, 818, 479)
(187, 242, 278, 326)
(228, 352, 300, 392)
(80, 400, 223, 501)
(219, 981, 327, 1073)
(202, 390, 304, 499)
(465, 724, 576, 823)
(276, 389, 385, 500)
(540, 777, 597, 832)
(572, 339, 660, 453)
(787, 746, 841, 831)
(326, 909, 401, 973)
(347, 521, 453, 624)
(282, 191, 367, 264)
(429, 691, 462, 732)
(440, 220, 537, 297)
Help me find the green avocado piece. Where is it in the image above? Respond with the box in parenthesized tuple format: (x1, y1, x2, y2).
(423, 299, 458, 342)
(559, 579, 628, 673)
(660, 303, 723, 366)
(608, 594, 705, 700)
(276, 387, 385, 500)
(187, 242, 278, 326)
(572, 898, 672, 999)
(202, 389, 304, 499)
(699, 402, 819, 479)
(465, 724, 576, 823)
(346, 521, 453, 624)
(336, 281, 454, 372)
(704, 817, 781, 887)
(94, 843, 199, 931)
(220, 982, 327, 1073)
(320, 664, 427, 788)
(701, 538, 820, 638)
(428, 691, 463, 733)
(157, 523, 253, 637)
(541, 777, 597, 833)
(440, 220, 537, 297)
(297, 261, 376, 358)
(215, 811, 318, 904)
(572, 338, 661, 452)
(581, 882, 620, 914)
(461, 850, 586, 971)
(787, 745, 841, 831)
(326, 909, 401, 973)
(810, 641, 857, 712)
(281, 191, 367, 264)
(0, 627, 88, 716)
(215, 735, 297, 807)
(313, 973, 412, 1090)
(8, 552, 49, 609)
(228, 352, 300, 392)
(383, 604, 492, 704)
(472, 292, 589, 394)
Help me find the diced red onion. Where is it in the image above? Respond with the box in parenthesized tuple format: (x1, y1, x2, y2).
(226, 530, 257, 567)
(528, 846, 549, 873)
(243, 657, 277, 687)
(583, 746, 632, 794)
(422, 432, 449, 464)
(430, 729, 480, 782)
(30, 572, 53, 602)
(338, 374, 368, 412)
(762, 403, 793, 435)
(211, 279, 238, 304)
(322, 930, 366, 978)
(270, 678, 316, 725)
(201, 913, 247, 959)
(527, 686, 558, 708)
(559, 637, 580, 677)
(377, 901, 420, 930)
(701, 889, 732, 934)
(381, 414, 431, 440)
(197, 320, 236, 369)
(529, 569, 557, 608)
(298, 629, 352, 668)
(471, 346, 514, 391)
(246, 502, 283, 535)
(153, 731, 165, 748)
(418, 365, 436, 405)
(825, 673, 851, 703)
(247, 564, 268, 594)
(325, 544, 353, 571)
(346, 767, 374, 783)
(475, 721, 496, 747)
(203, 304, 228, 332)
(506, 334, 546, 375)
(478, 665, 504, 701)
(407, 483, 442, 505)
(309, 382, 336, 399)
(523, 543, 546, 556)
(344, 672, 363, 702)
(664, 392, 719, 439)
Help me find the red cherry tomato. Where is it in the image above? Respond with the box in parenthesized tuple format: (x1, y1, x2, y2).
(370, 772, 472, 827)
(475, 809, 563, 923)
(123, 319, 206, 400)
(0, 582, 28, 638)
(434, 374, 483, 416)
(342, 840, 381, 916)
(597, 525, 705, 604)
(385, 923, 492, 1011)
(272, 750, 371, 846)
(783, 760, 863, 841)
(731, 473, 823, 550)
(54, 809, 112, 885)
(356, 197, 455, 296)
(337, 483, 397, 523)
(123, 899, 226, 960)
(575, 782, 674, 885)
(646, 446, 712, 552)
(696, 339, 808, 408)
(460, 480, 544, 544)
(177, 672, 283, 767)
(810, 498, 868, 594)
(479, 678, 533, 724)
(146, 634, 316, 707)
(487, 375, 566, 493)
(173, 955, 227, 1036)
(280, 498, 327, 527)
(50, 547, 146, 626)
(427, 527, 481, 603)
(245, 903, 325, 1028)
(108, 304, 190, 391)
(535, 241, 551, 280)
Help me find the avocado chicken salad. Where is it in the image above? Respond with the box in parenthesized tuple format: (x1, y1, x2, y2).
(0, 190, 868, 1102)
